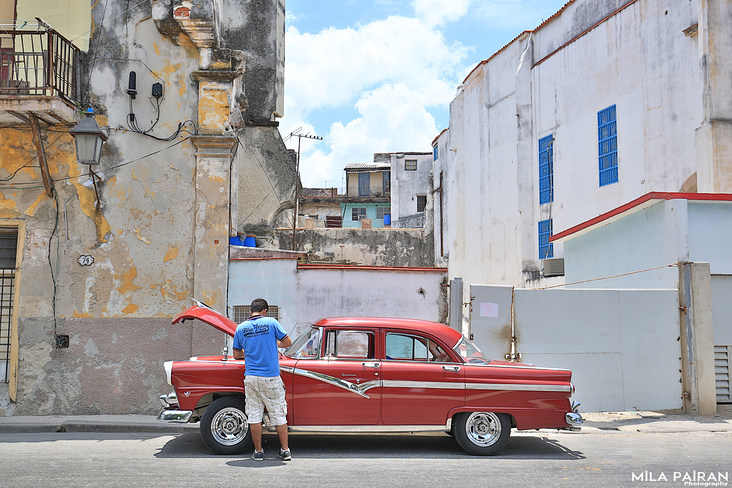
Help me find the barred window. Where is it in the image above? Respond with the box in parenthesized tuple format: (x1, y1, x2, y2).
(233, 305, 280, 323)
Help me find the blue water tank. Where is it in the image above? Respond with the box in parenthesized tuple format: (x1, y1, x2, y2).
(384, 214, 391, 226)
(243, 235, 256, 247)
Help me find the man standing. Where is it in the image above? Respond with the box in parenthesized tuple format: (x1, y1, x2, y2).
(232, 298, 293, 461)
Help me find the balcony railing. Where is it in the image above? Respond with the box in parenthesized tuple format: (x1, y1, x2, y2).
(0, 19, 80, 105)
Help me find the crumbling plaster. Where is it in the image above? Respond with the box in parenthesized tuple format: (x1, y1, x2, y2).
(277, 228, 435, 268)
(1, 0, 294, 415)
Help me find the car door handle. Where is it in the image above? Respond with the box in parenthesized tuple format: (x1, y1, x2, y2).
(362, 362, 380, 368)
(442, 365, 461, 372)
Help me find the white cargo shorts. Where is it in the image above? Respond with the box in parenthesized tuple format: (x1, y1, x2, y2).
(244, 375, 287, 425)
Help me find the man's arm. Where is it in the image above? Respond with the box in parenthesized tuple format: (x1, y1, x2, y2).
(278, 336, 292, 348)
(232, 348, 245, 359)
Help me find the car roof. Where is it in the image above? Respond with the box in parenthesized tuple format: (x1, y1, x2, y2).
(311, 317, 464, 346)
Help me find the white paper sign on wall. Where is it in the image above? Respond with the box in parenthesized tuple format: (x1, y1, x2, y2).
(480, 302, 499, 318)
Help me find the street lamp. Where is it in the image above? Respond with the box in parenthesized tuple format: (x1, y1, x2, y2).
(70, 108, 107, 165)
(70, 108, 107, 208)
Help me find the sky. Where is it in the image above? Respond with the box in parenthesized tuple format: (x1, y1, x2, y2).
(280, 0, 569, 191)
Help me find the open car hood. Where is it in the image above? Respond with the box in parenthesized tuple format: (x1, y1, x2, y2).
(171, 300, 238, 336)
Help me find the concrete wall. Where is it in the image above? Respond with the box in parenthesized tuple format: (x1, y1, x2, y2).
(433, 0, 732, 289)
(0, 0, 292, 415)
(228, 255, 449, 339)
(277, 228, 435, 267)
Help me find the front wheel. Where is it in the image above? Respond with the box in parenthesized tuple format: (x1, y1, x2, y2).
(200, 396, 252, 455)
(453, 412, 511, 455)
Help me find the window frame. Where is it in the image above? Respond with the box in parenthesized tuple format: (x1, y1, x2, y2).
(358, 172, 370, 196)
(539, 134, 554, 204)
(416, 195, 427, 213)
(538, 218, 554, 260)
(323, 329, 375, 360)
(351, 207, 367, 221)
(384, 332, 454, 363)
(598, 104, 618, 186)
(233, 305, 280, 323)
(405, 159, 417, 171)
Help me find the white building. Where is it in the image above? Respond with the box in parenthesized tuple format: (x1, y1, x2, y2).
(376, 152, 433, 228)
(432, 0, 732, 289)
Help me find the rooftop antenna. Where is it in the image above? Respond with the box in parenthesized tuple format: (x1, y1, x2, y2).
(287, 128, 323, 250)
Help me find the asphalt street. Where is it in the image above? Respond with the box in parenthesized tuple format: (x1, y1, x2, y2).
(1, 425, 731, 488)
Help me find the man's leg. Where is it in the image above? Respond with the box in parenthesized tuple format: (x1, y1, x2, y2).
(275, 423, 288, 451)
(250, 422, 263, 452)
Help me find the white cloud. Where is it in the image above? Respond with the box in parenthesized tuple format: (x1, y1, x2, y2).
(413, 0, 471, 27)
(281, 14, 469, 191)
(295, 83, 441, 188)
(284, 16, 467, 120)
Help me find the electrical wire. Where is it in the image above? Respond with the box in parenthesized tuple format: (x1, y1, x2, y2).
(0, 132, 67, 182)
(0, 137, 190, 190)
(48, 189, 60, 348)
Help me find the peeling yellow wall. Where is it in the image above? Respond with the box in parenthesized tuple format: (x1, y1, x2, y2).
(17, 0, 91, 51)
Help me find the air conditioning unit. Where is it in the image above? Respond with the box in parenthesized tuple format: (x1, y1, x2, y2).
(543, 257, 565, 277)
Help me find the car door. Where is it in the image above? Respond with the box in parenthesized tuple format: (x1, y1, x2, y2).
(291, 328, 381, 425)
(380, 331, 465, 425)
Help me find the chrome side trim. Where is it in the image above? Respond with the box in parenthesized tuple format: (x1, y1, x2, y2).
(466, 383, 572, 393)
(445, 417, 453, 434)
(280, 365, 380, 399)
(280, 365, 573, 395)
(382, 380, 464, 390)
(158, 409, 193, 422)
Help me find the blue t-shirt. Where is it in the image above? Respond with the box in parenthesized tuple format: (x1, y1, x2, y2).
(232, 315, 288, 377)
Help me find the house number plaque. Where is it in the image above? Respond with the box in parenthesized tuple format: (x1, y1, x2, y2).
(78, 255, 95, 266)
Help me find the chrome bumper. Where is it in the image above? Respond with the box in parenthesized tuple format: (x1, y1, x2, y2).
(158, 409, 193, 422)
(157, 391, 193, 422)
(563, 400, 583, 431)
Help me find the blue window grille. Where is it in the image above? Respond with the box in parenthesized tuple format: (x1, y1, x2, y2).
(538, 219, 553, 259)
(539, 135, 554, 204)
(433, 145, 438, 161)
(598, 105, 618, 186)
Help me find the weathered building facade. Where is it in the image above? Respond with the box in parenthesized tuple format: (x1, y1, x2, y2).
(0, 0, 296, 415)
(433, 0, 732, 289)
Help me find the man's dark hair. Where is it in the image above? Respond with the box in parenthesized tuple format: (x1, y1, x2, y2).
(250, 298, 268, 314)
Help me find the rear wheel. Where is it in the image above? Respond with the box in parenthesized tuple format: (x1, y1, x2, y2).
(453, 412, 511, 455)
(200, 396, 252, 455)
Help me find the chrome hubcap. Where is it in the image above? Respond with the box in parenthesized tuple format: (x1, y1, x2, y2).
(465, 412, 501, 447)
(211, 407, 248, 446)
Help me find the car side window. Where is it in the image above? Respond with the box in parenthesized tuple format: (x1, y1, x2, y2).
(324, 330, 374, 359)
(385, 333, 449, 362)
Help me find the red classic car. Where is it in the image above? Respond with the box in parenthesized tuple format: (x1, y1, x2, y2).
(159, 301, 583, 455)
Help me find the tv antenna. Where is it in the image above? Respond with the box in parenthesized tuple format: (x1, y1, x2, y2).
(287, 128, 323, 250)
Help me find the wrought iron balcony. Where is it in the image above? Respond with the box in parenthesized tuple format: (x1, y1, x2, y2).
(0, 19, 80, 126)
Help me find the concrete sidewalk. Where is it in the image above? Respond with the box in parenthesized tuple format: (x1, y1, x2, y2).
(0, 406, 731, 435)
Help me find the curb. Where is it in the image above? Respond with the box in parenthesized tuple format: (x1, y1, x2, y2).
(0, 416, 199, 434)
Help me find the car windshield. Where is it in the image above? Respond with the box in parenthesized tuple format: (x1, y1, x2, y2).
(285, 326, 321, 359)
(454, 336, 490, 364)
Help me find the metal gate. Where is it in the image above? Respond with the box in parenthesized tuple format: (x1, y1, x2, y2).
(716, 345, 732, 403)
(0, 228, 17, 383)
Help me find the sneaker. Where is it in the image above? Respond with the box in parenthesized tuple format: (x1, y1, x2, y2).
(252, 450, 264, 461)
(278, 449, 292, 461)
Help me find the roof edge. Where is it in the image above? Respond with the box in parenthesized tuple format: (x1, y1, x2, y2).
(551, 192, 732, 243)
